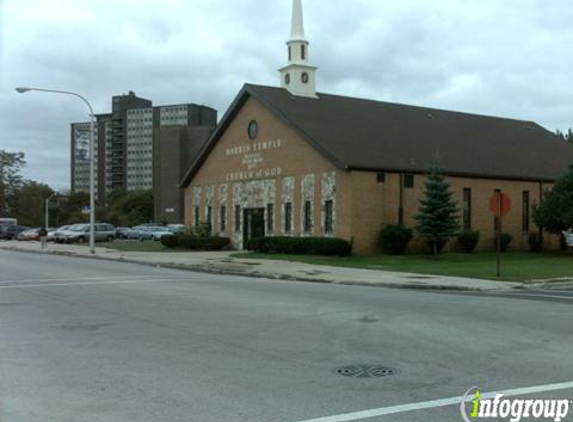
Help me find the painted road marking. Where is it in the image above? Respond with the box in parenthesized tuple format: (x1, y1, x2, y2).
(0, 275, 189, 284)
(542, 288, 573, 294)
(294, 381, 573, 422)
(0, 278, 198, 289)
(506, 293, 573, 301)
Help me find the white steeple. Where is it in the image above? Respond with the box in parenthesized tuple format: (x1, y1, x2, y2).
(279, 0, 318, 98)
(290, 0, 306, 40)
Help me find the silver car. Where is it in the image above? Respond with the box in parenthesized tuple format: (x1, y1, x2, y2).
(49, 225, 70, 242)
(140, 227, 173, 241)
(60, 223, 116, 243)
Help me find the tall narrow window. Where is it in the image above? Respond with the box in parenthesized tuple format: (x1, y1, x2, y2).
(301, 44, 306, 60)
(324, 200, 334, 234)
(304, 201, 312, 233)
(207, 206, 212, 233)
(522, 191, 530, 234)
(404, 174, 414, 188)
(194, 207, 199, 227)
(463, 188, 472, 232)
(235, 205, 241, 232)
(267, 204, 274, 233)
(220, 205, 227, 232)
(288, 46, 292, 61)
(284, 202, 292, 234)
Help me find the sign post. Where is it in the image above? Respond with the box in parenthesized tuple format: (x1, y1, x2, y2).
(489, 192, 511, 279)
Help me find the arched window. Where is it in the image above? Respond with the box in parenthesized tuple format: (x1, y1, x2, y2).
(301, 45, 306, 60)
(288, 46, 292, 61)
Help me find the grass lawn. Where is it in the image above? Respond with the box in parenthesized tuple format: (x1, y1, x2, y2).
(230, 252, 573, 282)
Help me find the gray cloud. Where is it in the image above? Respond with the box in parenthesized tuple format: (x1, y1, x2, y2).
(1, 0, 572, 190)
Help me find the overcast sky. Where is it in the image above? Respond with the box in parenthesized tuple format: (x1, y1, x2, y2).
(1, 0, 572, 190)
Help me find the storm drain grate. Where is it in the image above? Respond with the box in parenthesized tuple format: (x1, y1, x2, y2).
(335, 365, 398, 378)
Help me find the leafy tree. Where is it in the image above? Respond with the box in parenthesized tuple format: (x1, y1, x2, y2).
(533, 165, 573, 233)
(57, 190, 90, 225)
(108, 189, 154, 226)
(8, 180, 54, 227)
(0, 150, 26, 217)
(106, 187, 127, 206)
(415, 163, 460, 256)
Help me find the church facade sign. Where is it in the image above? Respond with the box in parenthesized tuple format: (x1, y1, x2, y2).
(184, 98, 342, 250)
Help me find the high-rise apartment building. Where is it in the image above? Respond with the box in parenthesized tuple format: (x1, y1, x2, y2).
(71, 91, 217, 223)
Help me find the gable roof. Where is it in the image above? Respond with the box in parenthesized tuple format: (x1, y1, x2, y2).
(181, 84, 573, 187)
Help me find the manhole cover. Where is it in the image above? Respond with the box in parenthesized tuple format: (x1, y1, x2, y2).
(335, 365, 398, 378)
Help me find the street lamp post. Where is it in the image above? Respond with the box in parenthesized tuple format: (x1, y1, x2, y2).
(15, 87, 96, 254)
(45, 192, 57, 229)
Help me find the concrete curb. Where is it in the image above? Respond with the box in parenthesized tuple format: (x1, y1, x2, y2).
(0, 245, 517, 292)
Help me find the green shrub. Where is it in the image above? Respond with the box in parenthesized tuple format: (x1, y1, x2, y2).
(160, 234, 179, 249)
(246, 236, 351, 256)
(179, 234, 199, 250)
(528, 232, 543, 252)
(379, 225, 413, 255)
(307, 237, 352, 256)
(291, 237, 310, 254)
(198, 236, 230, 251)
(190, 222, 212, 238)
(176, 233, 229, 251)
(457, 231, 480, 254)
(494, 233, 513, 252)
(246, 237, 266, 253)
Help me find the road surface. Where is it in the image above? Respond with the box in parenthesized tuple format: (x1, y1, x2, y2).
(1, 249, 571, 422)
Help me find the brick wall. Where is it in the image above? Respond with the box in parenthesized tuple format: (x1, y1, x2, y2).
(184, 96, 560, 254)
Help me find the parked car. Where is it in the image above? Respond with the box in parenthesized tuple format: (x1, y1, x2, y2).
(140, 226, 173, 241)
(48, 225, 70, 242)
(116, 227, 130, 239)
(127, 226, 145, 240)
(0, 225, 29, 240)
(16, 228, 41, 241)
(59, 223, 116, 243)
(168, 224, 185, 234)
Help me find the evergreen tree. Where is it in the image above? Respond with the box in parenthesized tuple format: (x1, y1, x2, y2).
(556, 128, 573, 144)
(533, 165, 573, 233)
(415, 163, 460, 256)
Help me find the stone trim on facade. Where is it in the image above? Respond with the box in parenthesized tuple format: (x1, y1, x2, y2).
(320, 172, 337, 236)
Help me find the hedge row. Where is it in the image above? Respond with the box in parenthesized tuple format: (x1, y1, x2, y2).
(379, 225, 413, 255)
(246, 236, 352, 256)
(160, 234, 230, 251)
(379, 225, 519, 255)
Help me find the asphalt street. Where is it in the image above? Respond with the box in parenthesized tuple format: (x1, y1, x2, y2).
(1, 249, 572, 422)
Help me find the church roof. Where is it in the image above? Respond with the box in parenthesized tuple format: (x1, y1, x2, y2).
(181, 84, 573, 187)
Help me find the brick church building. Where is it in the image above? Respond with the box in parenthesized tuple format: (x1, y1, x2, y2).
(181, 0, 573, 254)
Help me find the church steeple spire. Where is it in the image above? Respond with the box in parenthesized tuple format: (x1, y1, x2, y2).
(279, 0, 318, 98)
(290, 0, 306, 40)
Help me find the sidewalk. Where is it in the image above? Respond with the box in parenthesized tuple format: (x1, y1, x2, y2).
(0, 240, 529, 291)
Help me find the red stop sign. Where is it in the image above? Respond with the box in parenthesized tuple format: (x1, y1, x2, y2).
(490, 192, 511, 217)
